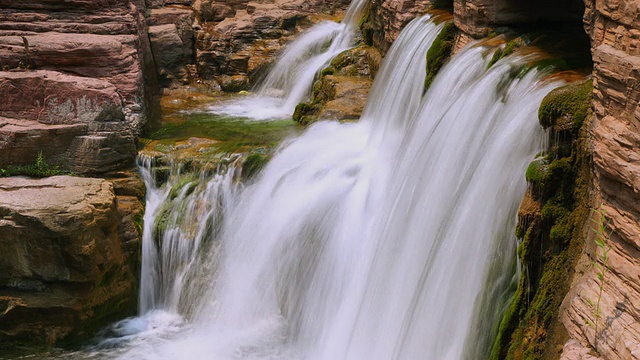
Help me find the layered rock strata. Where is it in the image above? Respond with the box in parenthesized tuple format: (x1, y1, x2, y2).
(369, 0, 435, 54)
(561, 1, 640, 359)
(0, 0, 158, 174)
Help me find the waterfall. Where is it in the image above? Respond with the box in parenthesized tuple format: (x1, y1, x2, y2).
(72, 16, 566, 360)
(209, 0, 368, 120)
(137, 155, 242, 315)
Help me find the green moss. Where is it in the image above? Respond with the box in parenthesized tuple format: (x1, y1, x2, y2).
(358, 2, 373, 46)
(525, 158, 547, 185)
(424, 21, 456, 91)
(133, 211, 144, 237)
(242, 153, 269, 180)
(538, 80, 592, 129)
(168, 175, 199, 200)
(488, 39, 525, 68)
(320, 66, 335, 76)
(293, 102, 320, 125)
(147, 113, 300, 155)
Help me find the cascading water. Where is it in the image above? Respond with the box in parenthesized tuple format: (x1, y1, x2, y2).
(138, 155, 242, 316)
(51, 16, 568, 360)
(209, 0, 368, 120)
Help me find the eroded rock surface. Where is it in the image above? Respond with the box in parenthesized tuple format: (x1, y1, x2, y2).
(561, 1, 640, 359)
(453, 0, 584, 38)
(0, 0, 158, 175)
(369, 0, 435, 54)
(0, 176, 141, 349)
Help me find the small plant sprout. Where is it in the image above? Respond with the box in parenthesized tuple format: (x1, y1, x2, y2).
(589, 204, 612, 349)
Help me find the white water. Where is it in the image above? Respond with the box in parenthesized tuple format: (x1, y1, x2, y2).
(138, 155, 242, 316)
(209, 0, 368, 120)
(53, 16, 566, 360)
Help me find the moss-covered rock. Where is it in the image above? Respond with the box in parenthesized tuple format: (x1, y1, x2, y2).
(242, 153, 269, 180)
(491, 80, 593, 360)
(525, 157, 547, 187)
(538, 80, 592, 130)
(424, 21, 456, 91)
(293, 44, 381, 125)
(358, 2, 373, 46)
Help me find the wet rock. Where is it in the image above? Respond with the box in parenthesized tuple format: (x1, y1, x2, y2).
(218, 74, 249, 92)
(318, 76, 372, 120)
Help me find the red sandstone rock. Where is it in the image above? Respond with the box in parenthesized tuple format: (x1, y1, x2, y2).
(560, 1, 640, 358)
(370, 0, 434, 54)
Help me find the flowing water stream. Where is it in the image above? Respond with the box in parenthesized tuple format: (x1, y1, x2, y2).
(209, 0, 368, 120)
(27, 15, 566, 360)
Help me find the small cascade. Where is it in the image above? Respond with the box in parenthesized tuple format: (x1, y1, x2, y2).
(137, 154, 242, 316)
(209, 0, 368, 120)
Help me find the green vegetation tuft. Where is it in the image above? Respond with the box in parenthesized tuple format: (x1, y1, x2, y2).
(538, 80, 592, 129)
(358, 3, 373, 46)
(424, 21, 456, 91)
(0, 152, 73, 178)
(168, 175, 199, 200)
(488, 39, 525, 68)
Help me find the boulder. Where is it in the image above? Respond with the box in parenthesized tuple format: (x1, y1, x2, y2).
(0, 176, 139, 349)
(149, 7, 196, 65)
(149, 24, 189, 86)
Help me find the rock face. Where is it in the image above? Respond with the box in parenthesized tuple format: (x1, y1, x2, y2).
(0, 71, 136, 174)
(369, 0, 435, 54)
(0, 0, 158, 175)
(148, 7, 196, 86)
(0, 176, 142, 349)
(561, 1, 640, 359)
(453, 0, 585, 38)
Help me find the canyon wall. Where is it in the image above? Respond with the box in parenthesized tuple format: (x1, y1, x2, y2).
(0, 0, 158, 174)
(561, 1, 640, 358)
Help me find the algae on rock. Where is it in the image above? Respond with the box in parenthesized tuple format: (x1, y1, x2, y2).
(490, 80, 593, 360)
(424, 21, 455, 91)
